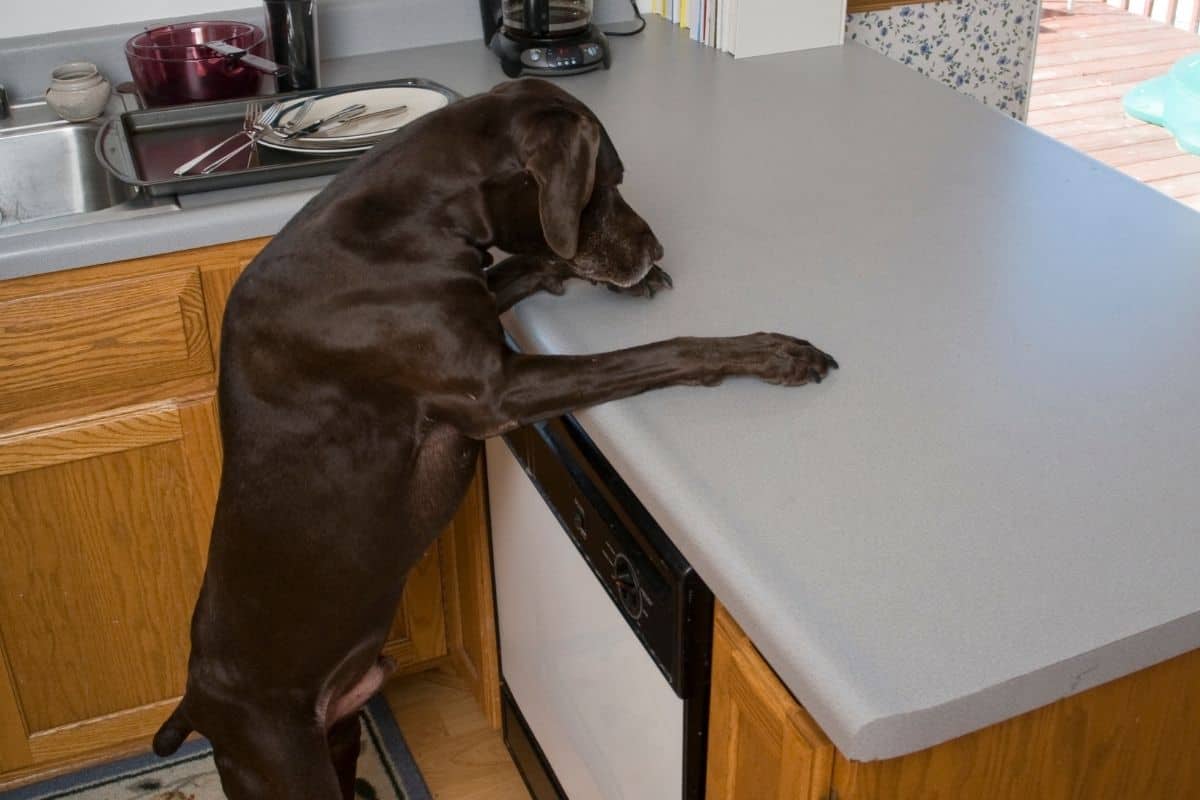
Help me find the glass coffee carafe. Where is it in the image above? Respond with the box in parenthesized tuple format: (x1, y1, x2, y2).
(501, 0, 593, 37)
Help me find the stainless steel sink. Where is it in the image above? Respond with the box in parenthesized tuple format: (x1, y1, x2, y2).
(0, 121, 136, 227)
(0, 101, 156, 233)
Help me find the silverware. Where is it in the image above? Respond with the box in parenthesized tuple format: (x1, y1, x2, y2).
(280, 96, 319, 134)
(278, 103, 367, 139)
(310, 104, 409, 137)
(173, 101, 260, 176)
(199, 102, 285, 174)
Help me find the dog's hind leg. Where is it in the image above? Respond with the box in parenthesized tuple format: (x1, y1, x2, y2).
(328, 714, 363, 800)
(211, 722, 344, 800)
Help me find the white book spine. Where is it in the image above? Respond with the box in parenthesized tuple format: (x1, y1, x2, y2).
(730, 0, 846, 58)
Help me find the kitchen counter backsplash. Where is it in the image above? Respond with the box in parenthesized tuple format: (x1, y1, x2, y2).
(847, 0, 1040, 120)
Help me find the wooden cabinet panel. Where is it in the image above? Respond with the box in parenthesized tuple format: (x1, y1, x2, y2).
(198, 241, 264, 367)
(707, 603, 834, 800)
(440, 462, 501, 728)
(0, 269, 212, 418)
(383, 541, 448, 671)
(0, 398, 219, 770)
(0, 238, 269, 433)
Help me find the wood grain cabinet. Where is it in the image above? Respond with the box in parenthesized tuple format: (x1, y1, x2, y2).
(708, 599, 1200, 800)
(0, 400, 220, 772)
(0, 239, 453, 784)
(706, 603, 834, 800)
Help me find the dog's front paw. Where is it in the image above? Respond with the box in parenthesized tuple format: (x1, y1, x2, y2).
(538, 261, 575, 296)
(745, 333, 839, 386)
(608, 266, 673, 298)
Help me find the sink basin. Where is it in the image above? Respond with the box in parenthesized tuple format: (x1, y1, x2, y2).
(0, 103, 137, 229)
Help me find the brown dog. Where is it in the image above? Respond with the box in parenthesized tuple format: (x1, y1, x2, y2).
(153, 78, 836, 798)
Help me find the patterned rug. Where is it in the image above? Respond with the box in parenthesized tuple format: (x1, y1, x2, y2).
(2, 697, 431, 800)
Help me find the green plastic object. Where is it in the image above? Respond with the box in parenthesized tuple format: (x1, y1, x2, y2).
(1123, 52, 1200, 155)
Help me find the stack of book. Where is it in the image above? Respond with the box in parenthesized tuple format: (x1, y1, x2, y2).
(649, 0, 736, 51)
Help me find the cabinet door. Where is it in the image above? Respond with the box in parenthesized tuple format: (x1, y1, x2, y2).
(706, 603, 834, 800)
(0, 398, 220, 772)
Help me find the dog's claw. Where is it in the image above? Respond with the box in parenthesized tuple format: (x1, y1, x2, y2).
(609, 265, 674, 299)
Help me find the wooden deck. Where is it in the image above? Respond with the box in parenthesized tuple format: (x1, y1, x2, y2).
(1029, 0, 1200, 211)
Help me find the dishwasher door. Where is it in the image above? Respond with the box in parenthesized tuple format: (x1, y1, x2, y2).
(487, 436, 684, 800)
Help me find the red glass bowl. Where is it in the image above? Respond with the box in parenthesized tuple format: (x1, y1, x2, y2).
(125, 21, 269, 107)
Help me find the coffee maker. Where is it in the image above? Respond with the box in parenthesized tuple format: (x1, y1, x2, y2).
(480, 0, 611, 78)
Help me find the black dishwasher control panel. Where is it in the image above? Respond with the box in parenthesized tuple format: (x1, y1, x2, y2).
(502, 417, 713, 700)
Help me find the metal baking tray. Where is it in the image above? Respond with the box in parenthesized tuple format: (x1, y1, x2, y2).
(95, 78, 460, 197)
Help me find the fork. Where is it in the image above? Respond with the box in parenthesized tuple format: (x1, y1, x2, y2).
(200, 102, 285, 175)
(279, 96, 319, 135)
(173, 102, 261, 176)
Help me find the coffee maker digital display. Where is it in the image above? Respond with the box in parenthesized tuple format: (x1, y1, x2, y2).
(480, 0, 612, 77)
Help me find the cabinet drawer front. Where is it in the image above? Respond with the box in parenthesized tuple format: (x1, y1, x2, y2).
(0, 269, 212, 415)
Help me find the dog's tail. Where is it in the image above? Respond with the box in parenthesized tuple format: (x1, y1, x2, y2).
(152, 699, 193, 756)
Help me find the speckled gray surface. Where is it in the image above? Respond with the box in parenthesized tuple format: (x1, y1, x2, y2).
(7, 19, 1200, 761)
(847, 0, 1040, 120)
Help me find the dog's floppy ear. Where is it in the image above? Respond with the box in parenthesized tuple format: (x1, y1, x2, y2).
(521, 109, 601, 260)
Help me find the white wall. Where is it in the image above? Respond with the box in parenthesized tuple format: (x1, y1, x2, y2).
(11, 0, 257, 38)
(10, 0, 646, 39)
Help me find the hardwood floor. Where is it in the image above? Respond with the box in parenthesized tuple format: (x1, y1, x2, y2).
(1029, 0, 1200, 211)
(384, 664, 530, 800)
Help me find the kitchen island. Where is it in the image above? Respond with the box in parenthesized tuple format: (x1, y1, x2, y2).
(3, 14, 1200, 798)
(343, 18, 1200, 764)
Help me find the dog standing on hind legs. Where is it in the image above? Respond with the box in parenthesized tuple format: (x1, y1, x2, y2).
(152, 78, 837, 799)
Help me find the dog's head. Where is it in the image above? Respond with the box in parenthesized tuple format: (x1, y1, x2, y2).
(487, 80, 664, 288)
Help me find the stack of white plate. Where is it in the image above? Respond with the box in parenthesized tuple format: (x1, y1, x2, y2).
(260, 86, 452, 155)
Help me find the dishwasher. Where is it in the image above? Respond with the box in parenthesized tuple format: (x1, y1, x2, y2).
(486, 416, 713, 800)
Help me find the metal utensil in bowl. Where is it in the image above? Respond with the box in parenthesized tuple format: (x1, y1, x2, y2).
(202, 41, 289, 78)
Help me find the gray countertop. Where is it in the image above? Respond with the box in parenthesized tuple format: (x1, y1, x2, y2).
(6, 18, 1200, 762)
(497, 23, 1200, 761)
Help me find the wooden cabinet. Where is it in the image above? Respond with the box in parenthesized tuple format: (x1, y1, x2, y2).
(0, 239, 455, 784)
(708, 599, 1200, 800)
(706, 603, 834, 800)
(0, 400, 219, 770)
